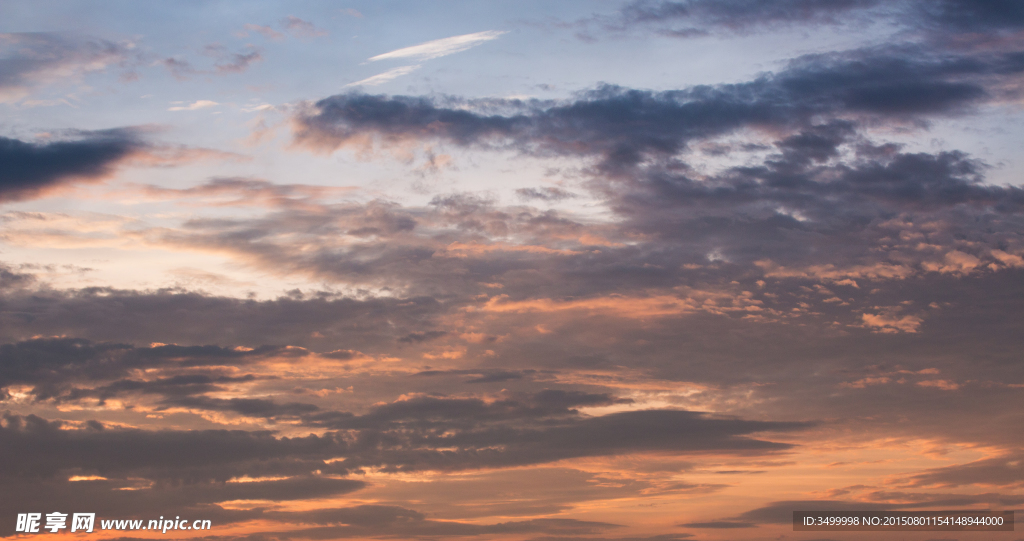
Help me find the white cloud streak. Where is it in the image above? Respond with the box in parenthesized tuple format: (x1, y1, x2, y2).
(168, 100, 219, 111)
(367, 30, 506, 62)
(345, 65, 420, 87)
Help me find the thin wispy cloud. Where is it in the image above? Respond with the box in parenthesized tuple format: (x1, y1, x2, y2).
(367, 30, 506, 62)
(242, 23, 285, 41)
(345, 65, 420, 87)
(168, 99, 219, 111)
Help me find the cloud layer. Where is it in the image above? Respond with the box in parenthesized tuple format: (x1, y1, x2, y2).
(3, 1, 1024, 540)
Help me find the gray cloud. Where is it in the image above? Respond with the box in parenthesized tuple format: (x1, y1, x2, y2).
(525, 536, 693, 541)
(0, 412, 345, 483)
(0, 263, 35, 290)
(5, 3, 1024, 539)
(280, 41, 1024, 299)
(207, 516, 621, 540)
(611, 0, 880, 36)
(678, 521, 756, 528)
(0, 33, 135, 102)
(0, 288, 444, 353)
(294, 45, 1021, 167)
(595, 0, 1024, 39)
(903, 451, 1024, 487)
(917, 0, 1024, 33)
(517, 186, 578, 201)
(0, 337, 281, 400)
(304, 396, 809, 473)
(0, 129, 148, 201)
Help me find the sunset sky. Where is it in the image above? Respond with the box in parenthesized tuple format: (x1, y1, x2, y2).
(2, 1, 1024, 540)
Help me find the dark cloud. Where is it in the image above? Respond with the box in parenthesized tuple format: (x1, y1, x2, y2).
(294, 46, 1021, 172)
(415, 369, 541, 384)
(304, 390, 628, 429)
(67, 374, 260, 403)
(524, 532, 692, 536)
(863, 490, 1024, 507)
(595, 0, 1024, 39)
(0, 475, 361, 527)
(303, 394, 809, 472)
(396, 330, 447, 343)
(517, 187, 578, 201)
(0, 410, 654, 537)
(5, 4, 1024, 540)
(283, 43, 1024, 295)
(734, 500, 899, 524)
(0, 412, 350, 483)
(903, 451, 1024, 487)
(0, 288, 444, 353)
(209, 516, 620, 540)
(1, 357, 808, 475)
(612, 0, 879, 35)
(162, 395, 320, 419)
(0, 263, 35, 290)
(0, 337, 280, 400)
(466, 370, 529, 383)
(678, 521, 756, 528)
(0, 129, 148, 201)
(918, 0, 1024, 33)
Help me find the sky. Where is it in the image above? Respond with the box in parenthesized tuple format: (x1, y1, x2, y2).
(2, 1, 1024, 540)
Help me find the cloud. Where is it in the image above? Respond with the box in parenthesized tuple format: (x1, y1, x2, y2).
(396, 330, 447, 343)
(131, 176, 357, 208)
(367, 30, 507, 62)
(609, 0, 880, 36)
(528, 532, 696, 536)
(678, 521, 756, 528)
(215, 50, 262, 73)
(167, 99, 219, 111)
(0, 412, 351, 482)
(730, 494, 1024, 527)
(0, 341, 809, 474)
(517, 187, 578, 201)
(243, 18, 326, 41)
(916, 0, 1024, 33)
(0, 129, 148, 202)
(242, 23, 284, 41)
(904, 451, 1024, 487)
(0, 337, 282, 400)
(302, 395, 809, 472)
(0, 33, 135, 103)
(592, 0, 1024, 41)
(0, 130, 250, 202)
(282, 16, 328, 38)
(162, 46, 262, 79)
(192, 516, 621, 540)
(734, 500, 898, 524)
(297, 44, 1022, 161)
(6, 4, 1024, 539)
(0, 263, 36, 291)
(861, 312, 923, 333)
(0, 399, 805, 538)
(286, 42, 1024, 290)
(344, 65, 420, 87)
